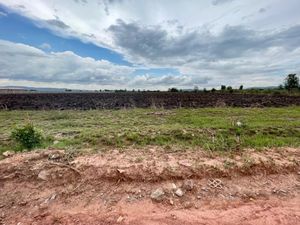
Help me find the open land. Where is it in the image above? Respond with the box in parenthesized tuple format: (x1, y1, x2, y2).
(0, 105, 300, 224)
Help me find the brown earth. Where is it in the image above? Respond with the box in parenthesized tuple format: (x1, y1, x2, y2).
(1, 92, 300, 110)
(0, 147, 299, 225)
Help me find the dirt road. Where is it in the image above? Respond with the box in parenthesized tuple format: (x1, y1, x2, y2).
(0, 148, 299, 224)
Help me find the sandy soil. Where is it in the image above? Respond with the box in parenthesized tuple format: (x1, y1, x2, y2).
(0, 148, 299, 225)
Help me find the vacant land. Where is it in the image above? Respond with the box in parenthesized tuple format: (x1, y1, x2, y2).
(1, 107, 300, 154)
(1, 92, 300, 110)
(1, 107, 300, 224)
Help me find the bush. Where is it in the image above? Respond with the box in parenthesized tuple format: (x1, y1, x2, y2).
(11, 123, 43, 150)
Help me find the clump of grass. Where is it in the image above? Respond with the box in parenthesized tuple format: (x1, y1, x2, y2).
(11, 123, 43, 151)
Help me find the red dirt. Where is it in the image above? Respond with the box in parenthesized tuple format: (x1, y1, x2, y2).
(0, 148, 299, 225)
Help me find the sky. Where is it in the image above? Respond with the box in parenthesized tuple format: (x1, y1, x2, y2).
(0, 0, 299, 90)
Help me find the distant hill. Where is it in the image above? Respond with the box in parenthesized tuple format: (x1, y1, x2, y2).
(0, 86, 94, 93)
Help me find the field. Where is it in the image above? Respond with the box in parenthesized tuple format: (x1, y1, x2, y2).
(1, 92, 300, 110)
(1, 106, 300, 224)
(1, 107, 300, 154)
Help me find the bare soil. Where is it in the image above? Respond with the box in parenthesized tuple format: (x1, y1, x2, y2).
(0, 148, 299, 225)
(1, 92, 300, 110)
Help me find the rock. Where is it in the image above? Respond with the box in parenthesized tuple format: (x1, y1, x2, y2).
(53, 140, 59, 145)
(117, 169, 126, 174)
(236, 121, 242, 127)
(48, 152, 61, 160)
(163, 183, 177, 193)
(183, 180, 194, 191)
(38, 170, 50, 181)
(117, 216, 124, 223)
(150, 188, 165, 201)
(175, 188, 184, 197)
(169, 198, 174, 205)
(2, 151, 14, 157)
(43, 193, 57, 205)
(183, 201, 194, 209)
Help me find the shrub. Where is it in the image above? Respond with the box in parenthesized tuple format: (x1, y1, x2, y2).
(11, 123, 43, 150)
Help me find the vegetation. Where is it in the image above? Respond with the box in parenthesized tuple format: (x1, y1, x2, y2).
(284, 74, 299, 90)
(11, 123, 43, 151)
(1, 107, 299, 153)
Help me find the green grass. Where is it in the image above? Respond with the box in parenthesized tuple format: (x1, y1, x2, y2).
(0, 107, 299, 153)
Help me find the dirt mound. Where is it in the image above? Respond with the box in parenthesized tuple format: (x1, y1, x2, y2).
(1, 92, 300, 110)
(0, 148, 299, 224)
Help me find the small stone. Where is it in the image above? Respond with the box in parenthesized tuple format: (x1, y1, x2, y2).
(183, 201, 194, 209)
(175, 188, 184, 197)
(49, 153, 61, 160)
(38, 170, 50, 181)
(117, 216, 124, 223)
(169, 199, 174, 205)
(150, 188, 165, 201)
(53, 140, 59, 145)
(163, 183, 177, 193)
(117, 169, 126, 174)
(2, 151, 14, 157)
(183, 180, 194, 191)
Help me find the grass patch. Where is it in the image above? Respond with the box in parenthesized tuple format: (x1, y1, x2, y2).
(0, 107, 299, 153)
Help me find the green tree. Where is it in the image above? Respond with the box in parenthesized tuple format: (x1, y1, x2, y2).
(221, 85, 226, 91)
(284, 74, 299, 90)
(227, 86, 233, 93)
(239, 85, 243, 90)
(168, 87, 179, 92)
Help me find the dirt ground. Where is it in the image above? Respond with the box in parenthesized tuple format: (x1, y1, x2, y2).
(0, 147, 299, 225)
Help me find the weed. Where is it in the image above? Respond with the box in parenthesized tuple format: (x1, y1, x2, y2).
(11, 123, 43, 151)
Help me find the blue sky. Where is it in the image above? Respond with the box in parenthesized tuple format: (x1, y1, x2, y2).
(0, 5, 129, 65)
(0, 0, 299, 90)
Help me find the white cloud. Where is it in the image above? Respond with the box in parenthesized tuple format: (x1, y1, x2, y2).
(39, 43, 51, 50)
(0, 40, 134, 85)
(0, 0, 300, 89)
(0, 40, 211, 89)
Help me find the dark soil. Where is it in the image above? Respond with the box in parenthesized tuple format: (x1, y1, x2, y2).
(0, 92, 299, 110)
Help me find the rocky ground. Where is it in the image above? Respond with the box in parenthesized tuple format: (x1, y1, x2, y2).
(0, 147, 299, 225)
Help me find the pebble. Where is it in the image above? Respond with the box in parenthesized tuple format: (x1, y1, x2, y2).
(2, 151, 14, 157)
(175, 188, 184, 197)
(117, 216, 124, 223)
(183, 180, 194, 191)
(38, 170, 50, 181)
(150, 188, 165, 201)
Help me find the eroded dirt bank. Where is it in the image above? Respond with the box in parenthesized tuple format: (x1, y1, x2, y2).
(0, 148, 299, 225)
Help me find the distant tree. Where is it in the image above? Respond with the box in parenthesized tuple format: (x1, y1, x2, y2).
(278, 85, 284, 90)
(194, 86, 199, 93)
(227, 86, 233, 93)
(168, 88, 179, 92)
(239, 85, 243, 90)
(221, 85, 226, 91)
(211, 88, 216, 92)
(203, 88, 208, 93)
(284, 74, 299, 90)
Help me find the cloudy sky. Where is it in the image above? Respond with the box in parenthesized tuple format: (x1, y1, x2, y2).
(0, 0, 299, 90)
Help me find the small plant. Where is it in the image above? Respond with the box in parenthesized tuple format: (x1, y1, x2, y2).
(11, 123, 43, 150)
